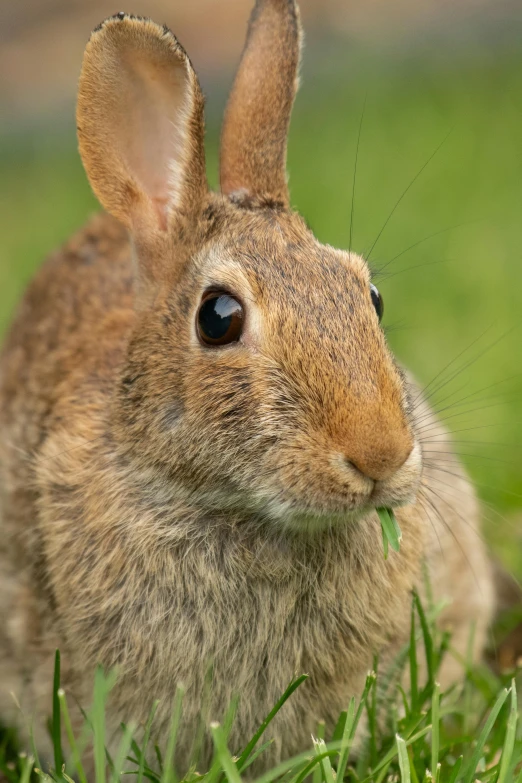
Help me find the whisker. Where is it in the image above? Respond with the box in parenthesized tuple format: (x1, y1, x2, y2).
(417, 383, 521, 418)
(416, 420, 522, 439)
(423, 478, 489, 546)
(414, 395, 517, 432)
(414, 398, 512, 431)
(416, 492, 445, 560)
(417, 327, 516, 409)
(374, 258, 444, 281)
(422, 462, 522, 501)
(412, 324, 495, 407)
(418, 486, 482, 590)
(423, 451, 516, 466)
(384, 320, 412, 335)
(421, 439, 520, 450)
(375, 219, 481, 273)
(366, 128, 453, 261)
(349, 92, 367, 253)
(413, 374, 519, 422)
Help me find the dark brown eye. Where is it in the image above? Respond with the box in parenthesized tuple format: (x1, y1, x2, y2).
(370, 283, 384, 322)
(197, 291, 244, 346)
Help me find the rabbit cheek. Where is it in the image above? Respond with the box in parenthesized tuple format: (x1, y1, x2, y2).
(157, 400, 184, 433)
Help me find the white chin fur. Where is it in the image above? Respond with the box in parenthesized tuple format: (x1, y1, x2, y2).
(257, 441, 423, 534)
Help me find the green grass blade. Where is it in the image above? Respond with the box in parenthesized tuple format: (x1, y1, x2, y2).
(110, 722, 136, 783)
(313, 722, 325, 783)
(372, 727, 432, 783)
(314, 738, 336, 783)
(332, 710, 347, 744)
(382, 525, 389, 560)
(390, 509, 402, 542)
(377, 508, 401, 556)
(407, 748, 420, 783)
(497, 680, 517, 783)
(289, 745, 345, 783)
(154, 745, 163, 775)
(409, 604, 419, 711)
(336, 697, 356, 782)
(396, 735, 410, 783)
(30, 719, 43, 777)
(430, 682, 440, 778)
(188, 663, 214, 772)
(237, 740, 274, 774)
(137, 700, 160, 783)
(446, 756, 463, 783)
(222, 692, 240, 740)
(58, 689, 88, 783)
(290, 759, 323, 783)
(413, 591, 434, 686)
(210, 723, 242, 783)
(52, 650, 64, 779)
(354, 672, 377, 741)
(292, 756, 328, 783)
(19, 754, 35, 783)
(460, 687, 508, 783)
(160, 684, 184, 783)
(200, 694, 241, 783)
(367, 659, 379, 770)
(236, 674, 308, 772)
(34, 767, 55, 781)
(251, 742, 343, 783)
(92, 668, 110, 783)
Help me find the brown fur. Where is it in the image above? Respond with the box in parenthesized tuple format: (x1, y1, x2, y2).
(0, 0, 495, 775)
(220, 0, 301, 204)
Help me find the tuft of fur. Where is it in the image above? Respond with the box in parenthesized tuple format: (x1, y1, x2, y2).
(0, 0, 495, 774)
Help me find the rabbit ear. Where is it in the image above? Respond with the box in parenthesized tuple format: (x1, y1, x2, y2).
(77, 14, 207, 234)
(220, 0, 302, 207)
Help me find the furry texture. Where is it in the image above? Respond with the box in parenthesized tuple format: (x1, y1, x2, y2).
(0, 0, 495, 774)
(220, 0, 301, 204)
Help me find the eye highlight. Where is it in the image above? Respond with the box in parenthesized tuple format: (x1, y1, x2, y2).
(197, 291, 244, 347)
(370, 283, 384, 322)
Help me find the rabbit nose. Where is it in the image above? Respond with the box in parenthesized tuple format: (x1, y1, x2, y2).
(344, 434, 413, 482)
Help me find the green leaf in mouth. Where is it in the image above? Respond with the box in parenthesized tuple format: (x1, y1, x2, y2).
(377, 507, 402, 559)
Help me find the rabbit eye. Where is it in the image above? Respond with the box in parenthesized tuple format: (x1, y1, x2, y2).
(197, 291, 244, 346)
(370, 284, 384, 322)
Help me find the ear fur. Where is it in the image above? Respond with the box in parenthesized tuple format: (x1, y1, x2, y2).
(220, 0, 302, 207)
(77, 13, 207, 234)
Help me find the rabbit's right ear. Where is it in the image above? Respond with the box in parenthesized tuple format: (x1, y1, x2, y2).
(77, 14, 207, 239)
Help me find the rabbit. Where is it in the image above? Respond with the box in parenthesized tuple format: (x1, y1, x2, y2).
(0, 0, 497, 773)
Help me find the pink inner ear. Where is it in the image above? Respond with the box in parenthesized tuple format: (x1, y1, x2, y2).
(118, 49, 189, 221)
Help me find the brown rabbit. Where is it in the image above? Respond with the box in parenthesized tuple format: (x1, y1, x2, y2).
(0, 0, 496, 773)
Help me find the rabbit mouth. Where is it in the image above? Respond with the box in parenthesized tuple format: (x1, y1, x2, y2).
(255, 440, 423, 531)
(258, 481, 420, 533)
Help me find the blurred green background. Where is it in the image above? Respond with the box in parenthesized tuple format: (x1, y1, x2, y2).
(1, 0, 521, 569)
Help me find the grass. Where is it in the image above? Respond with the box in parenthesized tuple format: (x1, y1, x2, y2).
(1, 31, 522, 783)
(377, 507, 402, 559)
(1, 593, 521, 783)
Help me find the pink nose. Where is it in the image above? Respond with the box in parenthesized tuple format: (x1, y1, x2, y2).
(344, 431, 413, 482)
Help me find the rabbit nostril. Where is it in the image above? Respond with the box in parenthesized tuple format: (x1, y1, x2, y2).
(344, 443, 412, 483)
(343, 458, 374, 483)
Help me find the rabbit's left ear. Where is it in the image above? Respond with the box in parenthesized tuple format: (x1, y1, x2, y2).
(220, 0, 302, 207)
(77, 14, 207, 236)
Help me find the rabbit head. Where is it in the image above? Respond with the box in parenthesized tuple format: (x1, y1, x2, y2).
(76, 1, 422, 533)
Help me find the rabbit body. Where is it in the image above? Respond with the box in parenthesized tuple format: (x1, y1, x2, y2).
(0, 209, 494, 768)
(0, 1, 495, 773)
